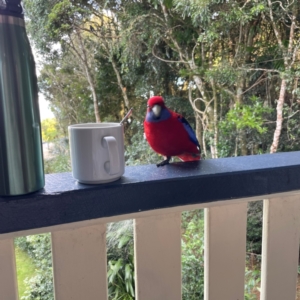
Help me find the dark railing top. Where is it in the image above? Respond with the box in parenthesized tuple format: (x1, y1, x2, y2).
(0, 0, 23, 18)
(1, 151, 300, 234)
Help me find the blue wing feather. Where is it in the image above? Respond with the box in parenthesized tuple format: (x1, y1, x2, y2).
(178, 116, 200, 148)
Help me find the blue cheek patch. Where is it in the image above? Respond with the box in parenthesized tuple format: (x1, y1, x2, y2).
(146, 108, 171, 123)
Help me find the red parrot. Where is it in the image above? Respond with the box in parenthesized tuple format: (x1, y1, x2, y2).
(144, 96, 201, 167)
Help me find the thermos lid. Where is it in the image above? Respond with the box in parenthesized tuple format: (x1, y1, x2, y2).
(0, 0, 23, 18)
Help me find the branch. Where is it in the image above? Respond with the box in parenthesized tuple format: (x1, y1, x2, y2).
(242, 73, 267, 95)
(271, 0, 294, 11)
(233, 21, 243, 65)
(287, 110, 299, 119)
(291, 42, 300, 65)
(188, 85, 205, 116)
(237, 67, 280, 73)
(221, 87, 236, 98)
(159, 0, 189, 62)
(287, 14, 296, 59)
(266, 0, 284, 51)
(152, 42, 186, 64)
(191, 43, 199, 67)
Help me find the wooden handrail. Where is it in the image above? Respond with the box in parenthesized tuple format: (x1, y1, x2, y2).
(0, 152, 300, 300)
(0, 151, 300, 235)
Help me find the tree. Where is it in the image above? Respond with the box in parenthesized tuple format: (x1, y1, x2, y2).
(47, 0, 102, 122)
(41, 118, 58, 143)
(26, 0, 300, 157)
(121, 0, 279, 157)
(106, 221, 135, 300)
(15, 234, 54, 300)
(182, 210, 205, 300)
(39, 52, 96, 133)
(265, 0, 300, 153)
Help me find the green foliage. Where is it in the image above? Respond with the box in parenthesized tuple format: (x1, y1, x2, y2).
(15, 236, 31, 252)
(221, 97, 271, 134)
(218, 96, 274, 156)
(125, 120, 161, 166)
(279, 101, 300, 152)
(205, 64, 238, 86)
(46, 0, 88, 41)
(25, 0, 300, 158)
(46, 0, 73, 38)
(244, 268, 261, 300)
(41, 118, 59, 143)
(23, 0, 56, 54)
(15, 247, 37, 299)
(173, 0, 211, 26)
(39, 57, 96, 128)
(107, 258, 135, 300)
(44, 154, 71, 174)
(247, 201, 263, 254)
(250, 3, 266, 16)
(182, 210, 205, 300)
(107, 221, 135, 300)
(94, 57, 124, 121)
(22, 272, 54, 300)
(44, 140, 71, 174)
(15, 234, 54, 300)
(245, 201, 263, 300)
(22, 234, 52, 277)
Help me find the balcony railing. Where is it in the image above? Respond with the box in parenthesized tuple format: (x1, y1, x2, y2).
(1, 151, 300, 300)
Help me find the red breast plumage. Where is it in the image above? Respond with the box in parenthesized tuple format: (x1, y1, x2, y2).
(144, 96, 201, 166)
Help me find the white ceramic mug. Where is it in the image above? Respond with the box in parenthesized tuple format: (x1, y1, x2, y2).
(68, 123, 125, 184)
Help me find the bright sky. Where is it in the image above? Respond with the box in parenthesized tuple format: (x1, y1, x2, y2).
(31, 45, 55, 121)
(39, 93, 54, 120)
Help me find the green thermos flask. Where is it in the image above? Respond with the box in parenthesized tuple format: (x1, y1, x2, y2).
(0, 0, 45, 196)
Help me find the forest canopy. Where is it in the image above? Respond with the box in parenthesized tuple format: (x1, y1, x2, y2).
(24, 0, 300, 163)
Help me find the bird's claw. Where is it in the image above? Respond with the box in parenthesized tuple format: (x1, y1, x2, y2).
(156, 160, 169, 167)
(156, 157, 171, 167)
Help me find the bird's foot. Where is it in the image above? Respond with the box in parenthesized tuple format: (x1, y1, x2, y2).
(156, 156, 171, 167)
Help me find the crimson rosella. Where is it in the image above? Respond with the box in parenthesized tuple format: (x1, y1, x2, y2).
(144, 96, 201, 167)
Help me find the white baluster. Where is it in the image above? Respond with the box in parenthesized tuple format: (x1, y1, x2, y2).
(0, 239, 18, 300)
(260, 195, 300, 300)
(134, 213, 182, 300)
(204, 202, 248, 300)
(51, 224, 107, 300)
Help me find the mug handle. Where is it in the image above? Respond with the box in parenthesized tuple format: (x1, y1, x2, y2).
(102, 136, 120, 175)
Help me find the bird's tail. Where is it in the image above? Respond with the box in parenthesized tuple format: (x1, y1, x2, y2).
(177, 152, 201, 162)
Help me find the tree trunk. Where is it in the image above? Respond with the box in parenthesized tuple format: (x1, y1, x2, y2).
(188, 84, 207, 157)
(236, 79, 248, 156)
(195, 113, 205, 158)
(211, 78, 218, 158)
(90, 81, 101, 123)
(110, 57, 130, 109)
(75, 30, 101, 123)
(270, 78, 286, 153)
(267, 0, 296, 152)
